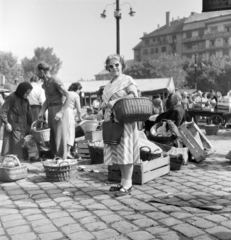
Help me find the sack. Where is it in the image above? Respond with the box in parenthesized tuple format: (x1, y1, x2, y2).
(102, 120, 124, 145)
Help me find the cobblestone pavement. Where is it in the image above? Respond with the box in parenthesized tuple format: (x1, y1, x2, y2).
(1, 129, 231, 240)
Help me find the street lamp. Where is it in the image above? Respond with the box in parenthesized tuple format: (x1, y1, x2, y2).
(194, 54, 198, 90)
(100, 0, 135, 54)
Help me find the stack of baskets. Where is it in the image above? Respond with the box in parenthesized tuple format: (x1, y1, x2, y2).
(204, 124, 219, 135)
(88, 141, 104, 164)
(31, 120, 50, 143)
(0, 155, 27, 182)
(113, 97, 153, 123)
(43, 157, 77, 182)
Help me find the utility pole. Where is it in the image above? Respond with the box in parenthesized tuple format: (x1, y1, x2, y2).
(115, 0, 120, 54)
(194, 54, 197, 90)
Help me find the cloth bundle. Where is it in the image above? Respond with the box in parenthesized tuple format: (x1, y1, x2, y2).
(22, 135, 39, 160)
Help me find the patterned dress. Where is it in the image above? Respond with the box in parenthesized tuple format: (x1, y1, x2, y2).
(103, 74, 140, 165)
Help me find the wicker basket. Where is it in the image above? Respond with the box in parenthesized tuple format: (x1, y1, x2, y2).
(31, 120, 50, 143)
(148, 134, 177, 147)
(0, 155, 27, 182)
(43, 157, 77, 182)
(88, 141, 104, 164)
(140, 146, 161, 161)
(204, 125, 219, 135)
(113, 97, 153, 123)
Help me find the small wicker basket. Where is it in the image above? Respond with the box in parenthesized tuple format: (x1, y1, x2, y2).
(88, 141, 104, 164)
(0, 155, 27, 182)
(31, 120, 50, 143)
(43, 157, 77, 182)
(113, 97, 153, 123)
(204, 125, 219, 135)
(140, 146, 162, 161)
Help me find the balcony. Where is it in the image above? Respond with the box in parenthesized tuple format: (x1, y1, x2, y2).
(203, 31, 231, 39)
(183, 47, 205, 53)
(182, 36, 202, 43)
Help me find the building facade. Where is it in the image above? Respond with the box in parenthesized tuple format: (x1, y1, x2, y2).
(133, 10, 231, 62)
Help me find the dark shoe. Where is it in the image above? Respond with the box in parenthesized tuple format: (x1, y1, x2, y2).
(109, 184, 123, 192)
(115, 186, 133, 197)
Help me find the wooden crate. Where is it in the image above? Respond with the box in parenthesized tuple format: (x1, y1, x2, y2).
(108, 155, 170, 185)
(179, 122, 214, 163)
(85, 130, 102, 142)
(76, 140, 90, 159)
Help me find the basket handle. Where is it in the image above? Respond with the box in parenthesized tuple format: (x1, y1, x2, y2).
(31, 120, 47, 129)
(53, 157, 63, 164)
(59, 161, 70, 168)
(2, 154, 20, 165)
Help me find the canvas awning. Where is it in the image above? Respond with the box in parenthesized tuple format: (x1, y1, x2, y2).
(63, 77, 175, 96)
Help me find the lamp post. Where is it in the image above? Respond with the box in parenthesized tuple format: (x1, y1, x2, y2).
(100, 0, 135, 54)
(194, 54, 198, 90)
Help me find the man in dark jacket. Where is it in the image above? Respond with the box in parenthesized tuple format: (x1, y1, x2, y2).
(145, 92, 185, 133)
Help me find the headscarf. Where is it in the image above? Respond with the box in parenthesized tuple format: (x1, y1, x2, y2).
(37, 62, 50, 71)
(15, 82, 33, 98)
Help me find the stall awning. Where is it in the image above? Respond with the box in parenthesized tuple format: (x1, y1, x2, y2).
(63, 77, 175, 95)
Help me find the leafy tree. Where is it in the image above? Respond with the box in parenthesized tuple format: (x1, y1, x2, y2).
(0, 51, 23, 83)
(21, 47, 62, 81)
(125, 54, 187, 88)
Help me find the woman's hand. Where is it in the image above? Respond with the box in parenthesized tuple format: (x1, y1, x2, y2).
(54, 111, 64, 121)
(5, 123, 12, 132)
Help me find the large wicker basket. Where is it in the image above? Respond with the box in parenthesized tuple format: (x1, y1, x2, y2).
(43, 157, 77, 182)
(148, 134, 177, 147)
(0, 155, 27, 182)
(113, 97, 153, 123)
(31, 120, 50, 143)
(88, 141, 104, 164)
(204, 125, 219, 135)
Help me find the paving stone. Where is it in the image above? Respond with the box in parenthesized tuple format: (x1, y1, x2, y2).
(79, 199, 96, 206)
(53, 217, 76, 227)
(68, 231, 95, 240)
(6, 225, 31, 235)
(172, 223, 205, 238)
(170, 212, 193, 219)
(132, 218, 157, 228)
(33, 224, 58, 233)
(146, 211, 169, 220)
(159, 217, 183, 227)
(20, 209, 42, 216)
(157, 231, 183, 240)
(30, 219, 52, 228)
(70, 210, 92, 219)
(7, 189, 25, 196)
(92, 229, 120, 240)
(193, 234, 218, 240)
(86, 203, 108, 210)
(100, 214, 123, 223)
(93, 210, 114, 217)
(38, 201, 57, 208)
(0, 236, 10, 240)
(186, 217, 216, 229)
(26, 214, 47, 221)
(124, 214, 148, 220)
(39, 232, 64, 240)
(1, 214, 23, 222)
(126, 231, 154, 240)
(84, 221, 108, 231)
(11, 232, 37, 240)
(157, 205, 182, 212)
(61, 223, 84, 234)
(47, 211, 70, 219)
(221, 220, 231, 229)
(2, 219, 27, 228)
(0, 227, 5, 235)
(204, 215, 228, 223)
(111, 221, 139, 233)
(146, 226, 169, 235)
(206, 226, 231, 239)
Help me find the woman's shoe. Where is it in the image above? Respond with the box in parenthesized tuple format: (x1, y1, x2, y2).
(115, 186, 133, 197)
(109, 184, 123, 192)
(67, 153, 74, 159)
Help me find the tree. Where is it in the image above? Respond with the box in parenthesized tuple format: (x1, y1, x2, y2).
(124, 54, 187, 88)
(21, 47, 62, 81)
(0, 51, 23, 83)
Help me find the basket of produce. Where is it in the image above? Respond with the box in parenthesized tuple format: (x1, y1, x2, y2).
(140, 146, 162, 161)
(31, 120, 50, 143)
(113, 97, 153, 123)
(88, 141, 104, 164)
(43, 157, 77, 182)
(204, 124, 219, 135)
(0, 155, 27, 182)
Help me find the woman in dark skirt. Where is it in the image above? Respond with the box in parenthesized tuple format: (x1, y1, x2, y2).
(0, 82, 33, 160)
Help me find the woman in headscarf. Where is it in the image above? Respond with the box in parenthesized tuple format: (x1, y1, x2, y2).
(0, 82, 33, 160)
(67, 82, 82, 158)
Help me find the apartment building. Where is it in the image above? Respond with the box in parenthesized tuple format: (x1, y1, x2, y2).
(133, 12, 186, 61)
(133, 10, 231, 61)
(182, 10, 231, 60)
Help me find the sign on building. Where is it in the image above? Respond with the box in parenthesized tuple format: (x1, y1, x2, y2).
(203, 0, 231, 12)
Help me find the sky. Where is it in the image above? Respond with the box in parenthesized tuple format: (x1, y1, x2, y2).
(0, 0, 202, 84)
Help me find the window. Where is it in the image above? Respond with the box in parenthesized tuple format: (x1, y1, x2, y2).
(152, 38, 156, 42)
(155, 48, 159, 53)
(192, 31, 198, 37)
(145, 39, 149, 44)
(224, 38, 229, 45)
(150, 48, 154, 54)
(173, 35, 177, 42)
(225, 26, 231, 32)
(210, 40, 215, 46)
(211, 26, 218, 34)
(161, 46, 166, 52)
(186, 31, 192, 38)
(143, 49, 148, 55)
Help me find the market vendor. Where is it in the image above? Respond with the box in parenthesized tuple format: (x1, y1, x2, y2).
(145, 92, 185, 134)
